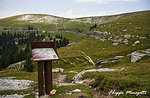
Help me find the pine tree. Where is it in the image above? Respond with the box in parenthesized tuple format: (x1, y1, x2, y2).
(24, 53, 34, 72)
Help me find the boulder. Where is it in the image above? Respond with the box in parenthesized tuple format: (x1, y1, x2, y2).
(128, 52, 149, 63)
(50, 89, 57, 96)
(124, 35, 131, 38)
(132, 40, 140, 46)
(72, 89, 82, 93)
(113, 43, 119, 46)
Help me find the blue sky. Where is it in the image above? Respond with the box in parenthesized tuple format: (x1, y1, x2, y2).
(0, 0, 150, 19)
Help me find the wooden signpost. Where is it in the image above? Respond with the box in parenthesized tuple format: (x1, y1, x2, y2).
(30, 42, 59, 97)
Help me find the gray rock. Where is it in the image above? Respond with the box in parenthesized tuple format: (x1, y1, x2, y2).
(57, 83, 76, 86)
(0, 94, 25, 98)
(124, 35, 131, 38)
(115, 56, 124, 59)
(132, 40, 140, 46)
(72, 68, 118, 81)
(72, 89, 82, 93)
(123, 39, 128, 44)
(82, 31, 109, 39)
(139, 37, 147, 39)
(0, 77, 34, 90)
(128, 52, 149, 63)
(68, 71, 78, 73)
(67, 42, 76, 46)
(113, 43, 119, 46)
(52, 68, 64, 72)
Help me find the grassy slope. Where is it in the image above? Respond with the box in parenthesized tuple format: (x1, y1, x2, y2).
(0, 10, 150, 97)
(54, 10, 150, 97)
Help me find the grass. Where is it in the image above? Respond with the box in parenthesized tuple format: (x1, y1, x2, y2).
(52, 84, 93, 98)
(82, 61, 150, 97)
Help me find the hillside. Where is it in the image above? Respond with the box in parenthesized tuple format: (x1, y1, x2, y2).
(0, 10, 150, 98)
(0, 10, 146, 32)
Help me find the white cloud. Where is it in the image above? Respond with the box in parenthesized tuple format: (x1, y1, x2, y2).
(76, 0, 141, 4)
(66, 9, 73, 15)
(59, 9, 120, 18)
(59, 9, 77, 18)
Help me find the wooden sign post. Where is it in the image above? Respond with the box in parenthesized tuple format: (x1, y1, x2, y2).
(30, 42, 59, 97)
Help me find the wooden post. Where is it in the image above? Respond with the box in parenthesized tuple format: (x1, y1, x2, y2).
(44, 61, 52, 94)
(38, 62, 44, 96)
(30, 42, 58, 97)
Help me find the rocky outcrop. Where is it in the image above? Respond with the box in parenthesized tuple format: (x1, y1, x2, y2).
(72, 68, 120, 81)
(95, 56, 124, 66)
(82, 31, 110, 39)
(128, 49, 150, 63)
(0, 77, 34, 90)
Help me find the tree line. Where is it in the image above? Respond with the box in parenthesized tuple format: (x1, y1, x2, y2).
(0, 26, 69, 71)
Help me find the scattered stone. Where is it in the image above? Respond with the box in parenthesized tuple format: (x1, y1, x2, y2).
(53, 74, 66, 84)
(65, 92, 72, 95)
(123, 29, 127, 32)
(112, 43, 119, 46)
(139, 37, 147, 39)
(67, 42, 76, 46)
(72, 68, 120, 81)
(123, 39, 128, 44)
(107, 58, 118, 61)
(0, 94, 24, 98)
(128, 52, 149, 63)
(120, 67, 125, 70)
(124, 35, 131, 38)
(114, 56, 124, 59)
(143, 49, 150, 54)
(8, 60, 25, 70)
(57, 83, 76, 87)
(0, 77, 34, 90)
(50, 89, 57, 96)
(111, 60, 117, 62)
(52, 68, 64, 72)
(82, 31, 109, 39)
(132, 40, 140, 46)
(72, 89, 82, 93)
(68, 71, 78, 73)
(75, 81, 83, 84)
(132, 35, 135, 37)
(95, 60, 104, 66)
(101, 61, 108, 64)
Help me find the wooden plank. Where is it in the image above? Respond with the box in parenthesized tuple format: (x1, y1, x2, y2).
(38, 62, 44, 96)
(44, 61, 52, 94)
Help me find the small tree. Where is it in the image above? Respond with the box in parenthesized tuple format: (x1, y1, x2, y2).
(24, 53, 34, 72)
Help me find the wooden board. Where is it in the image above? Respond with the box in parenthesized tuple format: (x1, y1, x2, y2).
(32, 48, 59, 61)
